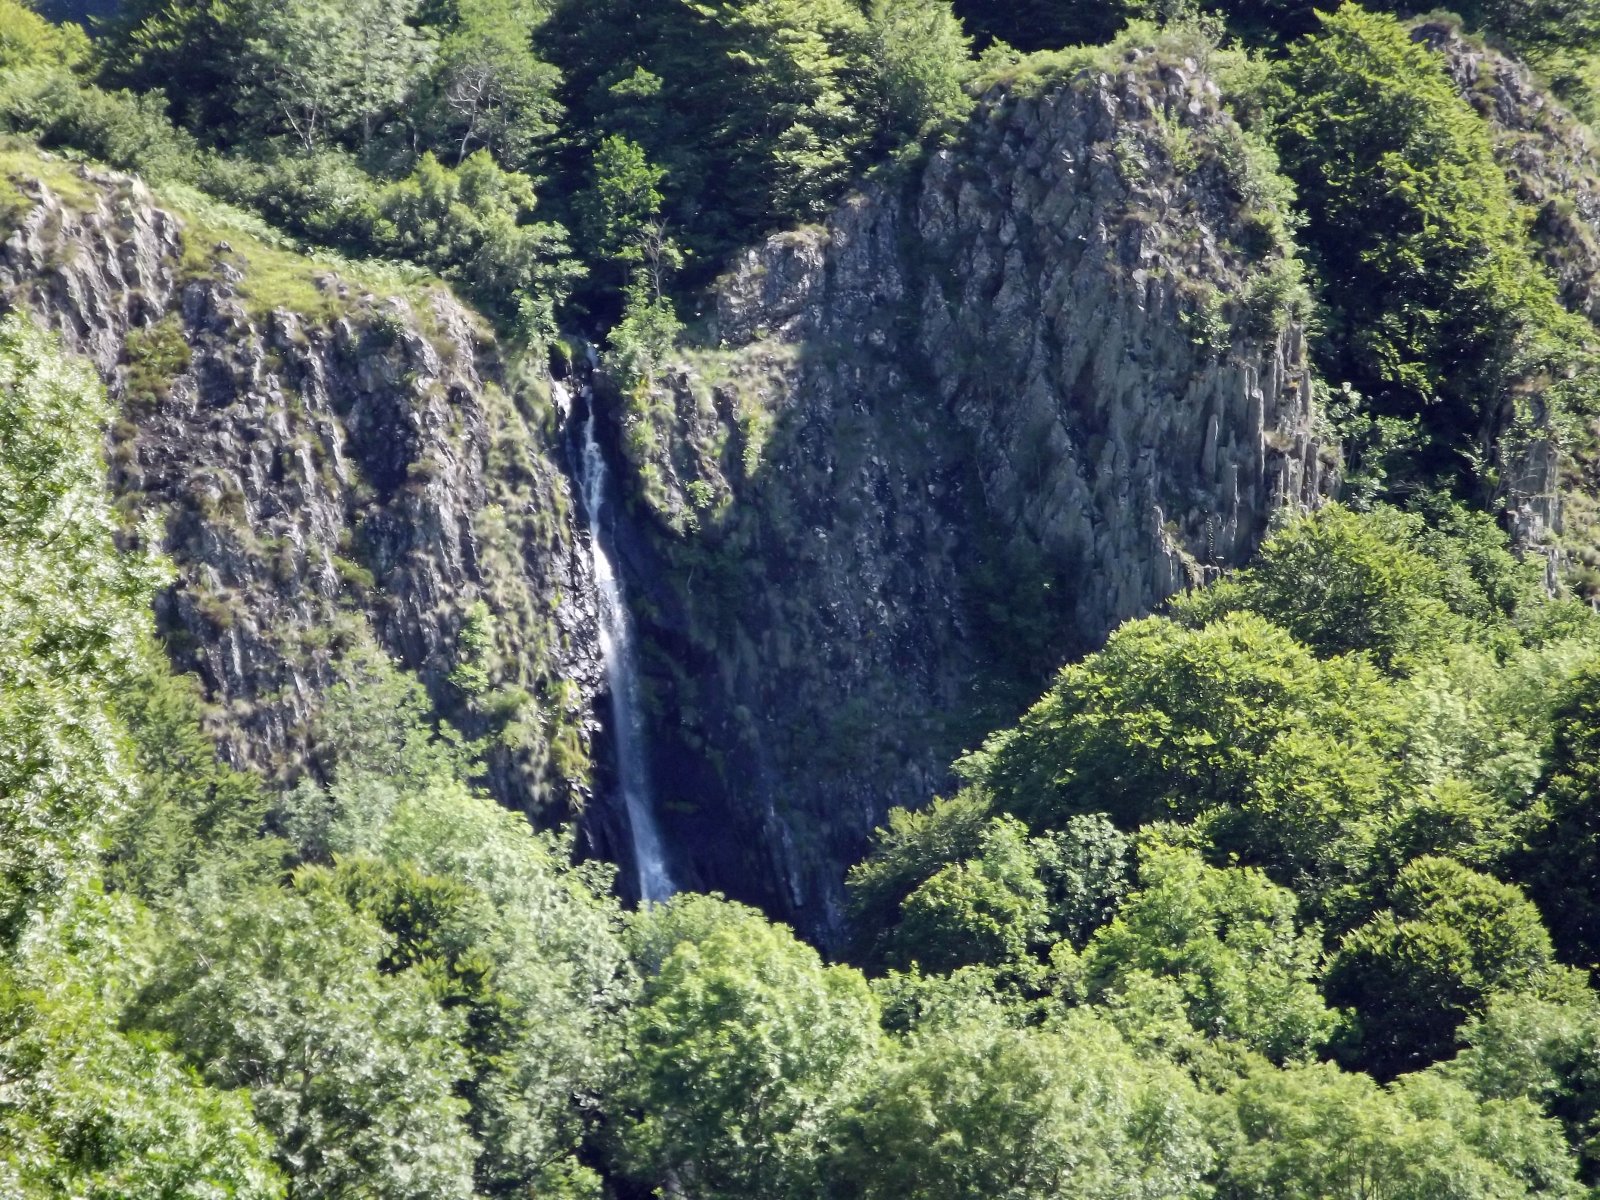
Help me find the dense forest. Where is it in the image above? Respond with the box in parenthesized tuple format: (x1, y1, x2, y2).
(11, 0, 1600, 1196)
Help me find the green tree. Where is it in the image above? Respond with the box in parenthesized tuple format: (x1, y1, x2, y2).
(1328, 856, 1555, 1079)
(239, 0, 435, 149)
(612, 897, 880, 1200)
(0, 318, 281, 1200)
(371, 780, 626, 1198)
(847, 788, 996, 962)
(279, 637, 627, 1196)
(103, 645, 278, 902)
(547, 0, 875, 265)
(0, 314, 166, 944)
(1514, 659, 1600, 967)
(0, 0, 87, 70)
(966, 610, 1400, 894)
(1220, 1057, 1582, 1199)
(887, 816, 1050, 978)
(422, 0, 561, 167)
(1274, 6, 1582, 494)
(1031, 812, 1131, 947)
(0, 896, 283, 1200)
(1081, 844, 1335, 1062)
(139, 882, 480, 1200)
(581, 133, 680, 297)
(375, 149, 574, 323)
(828, 1009, 1213, 1200)
(100, 0, 255, 136)
(1182, 503, 1547, 671)
(867, 0, 973, 147)
(1444, 989, 1600, 1177)
(1202, 504, 1472, 672)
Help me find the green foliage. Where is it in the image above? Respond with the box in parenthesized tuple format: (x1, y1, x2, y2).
(1327, 857, 1555, 1078)
(136, 631, 625, 1198)
(547, 0, 889, 271)
(1191, 502, 1541, 671)
(613, 896, 880, 1199)
(7, 4, 1600, 1195)
(375, 149, 574, 323)
(1081, 844, 1335, 1062)
(103, 645, 278, 902)
(421, 0, 561, 169)
(868, 0, 975, 147)
(0, 0, 87, 72)
(607, 277, 683, 389)
(1031, 813, 1132, 947)
(581, 134, 669, 271)
(237, 0, 436, 150)
(1514, 658, 1600, 968)
(1274, 7, 1586, 495)
(1444, 989, 1600, 1177)
(138, 882, 481, 1200)
(889, 816, 1050, 978)
(1220, 1057, 1584, 1199)
(449, 598, 496, 698)
(0, 314, 166, 944)
(953, 504, 1582, 924)
(965, 609, 1401, 895)
(847, 788, 996, 958)
(103, 0, 437, 150)
(828, 1009, 1214, 1200)
(0, 67, 201, 182)
(0, 897, 284, 1200)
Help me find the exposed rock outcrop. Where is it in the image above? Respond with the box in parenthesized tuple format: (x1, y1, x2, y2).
(605, 48, 1332, 941)
(0, 154, 603, 813)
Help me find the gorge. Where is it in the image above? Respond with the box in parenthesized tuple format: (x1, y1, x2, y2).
(9, 1, 1600, 1196)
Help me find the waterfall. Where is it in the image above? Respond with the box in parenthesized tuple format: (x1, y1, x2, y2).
(575, 392, 676, 903)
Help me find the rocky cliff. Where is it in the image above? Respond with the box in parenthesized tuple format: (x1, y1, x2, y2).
(0, 148, 603, 816)
(602, 45, 1333, 941)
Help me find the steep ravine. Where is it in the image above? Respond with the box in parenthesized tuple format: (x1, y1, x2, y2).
(0, 150, 605, 820)
(602, 49, 1334, 943)
(0, 49, 1345, 942)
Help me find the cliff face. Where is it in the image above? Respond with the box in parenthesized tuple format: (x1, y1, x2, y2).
(0, 152, 603, 814)
(605, 48, 1332, 940)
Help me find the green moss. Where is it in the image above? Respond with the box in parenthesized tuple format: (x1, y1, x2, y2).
(157, 180, 458, 338)
(970, 20, 1218, 98)
(123, 313, 191, 406)
(194, 588, 239, 631)
(0, 140, 96, 211)
(0, 173, 27, 232)
(332, 554, 375, 593)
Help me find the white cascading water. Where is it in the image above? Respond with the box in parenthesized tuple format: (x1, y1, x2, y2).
(577, 394, 676, 902)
